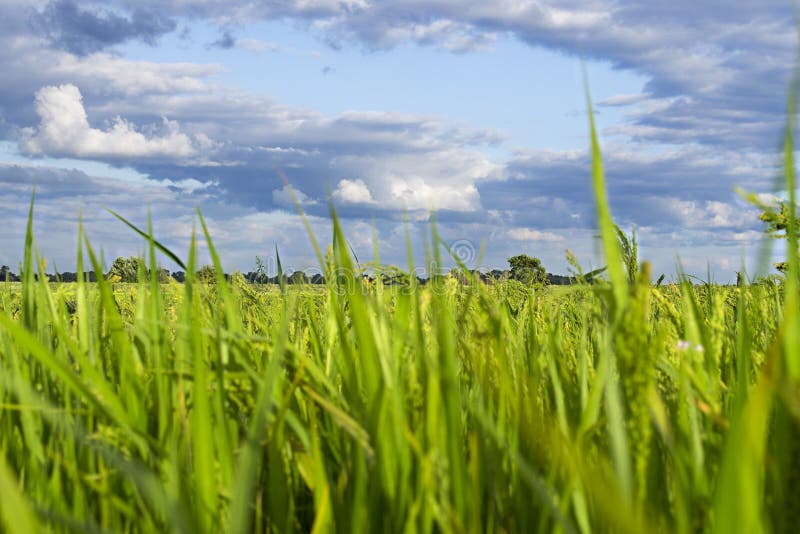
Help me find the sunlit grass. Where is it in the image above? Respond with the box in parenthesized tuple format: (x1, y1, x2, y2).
(0, 86, 797, 534)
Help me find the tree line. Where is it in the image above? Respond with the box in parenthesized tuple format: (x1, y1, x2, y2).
(0, 254, 582, 286)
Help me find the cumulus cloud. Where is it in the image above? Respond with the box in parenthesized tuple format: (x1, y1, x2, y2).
(272, 185, 317, 206)
(208, 30, 236, 49)
(597, 93, 650, 107)
(660, 199, 742, 229)
(332, 179, 374, 205)
(0, 162, 331, 272)
(507, 228, 563, 242)
(327, 149, 499, 213)
(19, 84, 199, 159)
(34, 0, 177, 55)
(0, 0, 790, 280)
(208, 35, 319, 56)
(116, 0, 796, 151)
(49, 53, 222, 97)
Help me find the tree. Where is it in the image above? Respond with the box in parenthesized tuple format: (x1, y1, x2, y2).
(252, 255, 268, 283)
(108, 257, 172, 283)
(107, 257, 140, 282)
(288, 271, 308, 284)
(197, 265, 216, 283)
(507, 254, 546, 286)
(155, 267, 171, 284)
(374, 264, 413, 287)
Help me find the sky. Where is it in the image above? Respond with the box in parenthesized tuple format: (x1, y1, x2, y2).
(0, 0, 796, 280)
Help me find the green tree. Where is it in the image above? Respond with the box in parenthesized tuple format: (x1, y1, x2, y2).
(155, 267, 171, 284)
(288, 271, 308, 284)
(197, 265, 216, 284)
(253, 255, 267, 283)
(107, 257, 140, 282)
(507, 254, 546, 286)
(108, 257, 172, 283)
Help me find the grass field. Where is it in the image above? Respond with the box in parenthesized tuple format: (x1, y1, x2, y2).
(1, 98, 799, 534)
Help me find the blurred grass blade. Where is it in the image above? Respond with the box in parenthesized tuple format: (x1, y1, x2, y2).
(583, 67, 627, 315)
(107, 209, 186, 270)
(0, 456, 38, 534)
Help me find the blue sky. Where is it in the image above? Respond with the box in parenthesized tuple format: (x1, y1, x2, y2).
(0, 0, 794, 279)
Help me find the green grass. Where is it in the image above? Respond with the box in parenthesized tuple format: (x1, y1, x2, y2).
(0, 229, 794, 533)
(0, 90, 798, 533)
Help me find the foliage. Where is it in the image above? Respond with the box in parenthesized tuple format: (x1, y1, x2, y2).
(288, 270, 307, 284)
(760, 201, 796, 272)
(507, 253, 547, 285)
(197, 264, 216, 284)
(0, 82, 797, 534)
(108, 256, 170, 283)
(739, 193, 798, 272)
(0, 196, 796, 533)
(566, 248, 607, 284)
(107, 256, 139, 282)
(615, 224, 639, 284)
(0, 266, 18, 282)
(759, 200, 794, 239)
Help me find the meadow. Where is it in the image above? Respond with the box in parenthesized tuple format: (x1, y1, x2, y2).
(0, 98, 798, 534)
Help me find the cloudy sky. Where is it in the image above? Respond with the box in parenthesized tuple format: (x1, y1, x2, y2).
(0, 0, 795, 279)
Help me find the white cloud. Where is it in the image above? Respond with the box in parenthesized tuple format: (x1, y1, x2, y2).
(597, 93, 650, 107)
(389, 178, 479, 211)
(507, 228, 563, 242)
(46, 48, 221, 96)
(272, 184, 317, 206)
(329, 149, 500, 212)
(238, 38, 283, 53)
(664, 198, 740, 229)
(20, 84, 198, 159)
(332, 178, 374, 204)
(158, 178, 217, 193)
(374, 19, 497, 52)
(237, 38, 321, 57)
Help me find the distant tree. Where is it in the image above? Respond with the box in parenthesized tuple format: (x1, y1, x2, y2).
(546, 273, 573, 285)
(507, 254, 546, 286)
(253, 255, 268, 283)
(288, 271, 308, 285)
(108, 257, 140, 282)
(155, 267, 171, 284)
(59, 272, 77, 283)
(107, 256, 173, 283)
(447, 268, 469, 284)
(489, 269, 509, 283)
(197, 265, 216, 283)
(171, 271, 186, 283)
(378, 265, 413, 287)
(471, 269, 490, 284)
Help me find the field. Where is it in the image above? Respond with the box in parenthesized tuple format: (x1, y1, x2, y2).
(1, 112, 799, 534)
